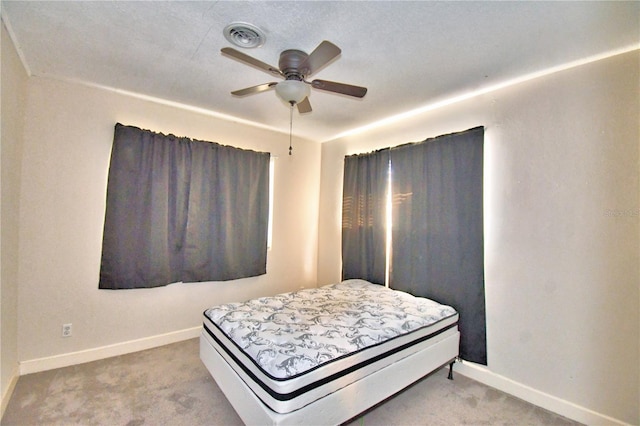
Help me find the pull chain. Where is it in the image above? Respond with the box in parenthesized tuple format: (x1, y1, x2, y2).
(289, 101, 294, 155)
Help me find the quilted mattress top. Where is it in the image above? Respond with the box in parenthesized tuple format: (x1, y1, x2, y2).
(203, 279, 457, 380)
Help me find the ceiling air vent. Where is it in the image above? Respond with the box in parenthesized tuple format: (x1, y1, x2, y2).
(223, 22, 265, 49)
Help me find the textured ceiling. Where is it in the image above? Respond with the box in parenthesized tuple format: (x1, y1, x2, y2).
(2, 1, 639, 142)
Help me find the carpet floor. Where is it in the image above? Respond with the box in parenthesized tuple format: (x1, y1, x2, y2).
(2, 338, 581, 425)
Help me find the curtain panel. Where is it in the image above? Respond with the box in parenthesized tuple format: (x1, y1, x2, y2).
(390, 126, 486, 364)
(341, 149, 389, 285)
(99, 123, 270, 289)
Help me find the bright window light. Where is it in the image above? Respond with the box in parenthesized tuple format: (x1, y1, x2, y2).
(385, 161, 393, 287)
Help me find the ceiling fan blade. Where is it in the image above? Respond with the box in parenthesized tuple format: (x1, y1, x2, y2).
(297, 97, 312, 113)
(231, 82, 278, 97)
(221, 47, 283, 77)
(311, 79, 368, 98)
(302, 40, 341, 75)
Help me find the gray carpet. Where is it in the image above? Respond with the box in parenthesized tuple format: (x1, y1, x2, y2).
(2, 338, 580, 425)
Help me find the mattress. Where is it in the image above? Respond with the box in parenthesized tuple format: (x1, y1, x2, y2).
(202, 279, 458, 414)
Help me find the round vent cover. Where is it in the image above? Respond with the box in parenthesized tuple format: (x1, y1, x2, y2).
(223, 22, 265, 48)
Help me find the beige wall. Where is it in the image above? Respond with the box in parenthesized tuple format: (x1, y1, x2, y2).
(15, 75, 320, 363)
(318, 50, 639, 424)
(1, 19, 27, 415)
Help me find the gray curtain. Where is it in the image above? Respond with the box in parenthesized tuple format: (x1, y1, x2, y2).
(182, 142, 270, 282)
(390, 127, 486, 364)
(99, 123, 270, 289)
(341, 149, 389, 284)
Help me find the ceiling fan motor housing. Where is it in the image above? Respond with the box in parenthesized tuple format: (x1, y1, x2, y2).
(279, 49, 310, 80)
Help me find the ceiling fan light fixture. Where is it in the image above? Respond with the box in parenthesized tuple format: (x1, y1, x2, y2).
(223, 22, 266, 48)
(275, 80, 310, 104)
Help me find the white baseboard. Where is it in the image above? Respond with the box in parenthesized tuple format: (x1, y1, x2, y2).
(1, 367, 19, 419)
(451, 361, 630, 426)
(19, 326, 201, 375)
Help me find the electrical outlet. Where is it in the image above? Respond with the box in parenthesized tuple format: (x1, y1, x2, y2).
(62, 323, 72, 338)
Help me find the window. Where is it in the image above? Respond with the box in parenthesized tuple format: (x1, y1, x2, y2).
(341, 126, 486, 364)
(99, 124, 270, 289)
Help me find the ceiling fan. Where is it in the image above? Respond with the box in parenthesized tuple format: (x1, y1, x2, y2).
(221, 40, 367, 113)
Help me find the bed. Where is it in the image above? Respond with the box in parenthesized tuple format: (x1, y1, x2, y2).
(199, 279, 460, 425)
